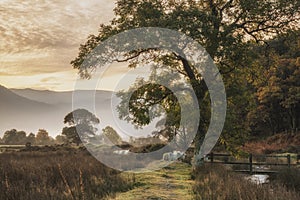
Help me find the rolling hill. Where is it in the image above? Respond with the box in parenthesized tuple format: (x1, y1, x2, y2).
(0, 85, 53, 111)
(0, 85, 67, 136)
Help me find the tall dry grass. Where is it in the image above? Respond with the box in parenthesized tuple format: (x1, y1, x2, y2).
(0, 151, 134, 200)
(193, 164, 300, 200)
(269, 168, 300, 193)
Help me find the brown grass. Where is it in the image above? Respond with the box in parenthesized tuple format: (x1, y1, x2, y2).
(193, 164, 300, 200)
(0, 150, 135, 200)
(242, 132, 300, 154)
(269, 168, 300, 193)
(1, 147, 299, 200)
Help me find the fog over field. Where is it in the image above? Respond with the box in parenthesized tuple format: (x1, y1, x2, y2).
(0, 85, 157, 139)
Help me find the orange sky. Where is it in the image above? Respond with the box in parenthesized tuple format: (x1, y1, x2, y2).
(0, 0, 126, 91)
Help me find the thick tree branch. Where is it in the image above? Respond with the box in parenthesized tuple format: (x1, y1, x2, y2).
(219, 61, 236, 75)
(113, 48, 158, 63)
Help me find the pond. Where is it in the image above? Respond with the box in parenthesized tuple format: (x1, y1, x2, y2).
(245, 174, 269, 184)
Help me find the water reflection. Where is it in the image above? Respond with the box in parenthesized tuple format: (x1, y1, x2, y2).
(246, 174, 269, 184)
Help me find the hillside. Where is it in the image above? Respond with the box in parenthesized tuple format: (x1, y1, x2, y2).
(0, 85, 53, 111)
(0, 85, 62, 136)
(241, 132, 300, 154)
(11, 88, 113, 105)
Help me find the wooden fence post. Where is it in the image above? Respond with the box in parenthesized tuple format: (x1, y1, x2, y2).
(249, 154, 253, 174)
(287, 154, 291, 168)
(210, 152, 214, 163)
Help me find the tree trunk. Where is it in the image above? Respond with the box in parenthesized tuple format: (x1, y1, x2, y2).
(179, 57, 209, 166)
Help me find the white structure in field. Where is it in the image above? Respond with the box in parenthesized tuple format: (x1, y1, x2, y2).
(113, 149, 130, 155)
(163, 150, 185, 161)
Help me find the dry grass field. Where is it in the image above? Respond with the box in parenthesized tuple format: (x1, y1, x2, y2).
(1, 148, 299, 200)
(0, 150, 135, 200)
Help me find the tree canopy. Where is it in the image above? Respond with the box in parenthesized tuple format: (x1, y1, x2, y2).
(62, 109, 100, 145)
(71, 0, 300, 162)
(72, 0, 299, 73)
(0, 129, 53, 145)
(102, 126, 123, 145)
(35, 129, 52, 145)
(2, 129, 26, 145)
(247, 31, 300, 136)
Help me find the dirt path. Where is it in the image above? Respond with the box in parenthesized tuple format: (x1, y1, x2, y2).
(106, 162, 194, 200)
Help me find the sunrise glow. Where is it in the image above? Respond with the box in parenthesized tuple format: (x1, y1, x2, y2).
(0, 0, 116, 91)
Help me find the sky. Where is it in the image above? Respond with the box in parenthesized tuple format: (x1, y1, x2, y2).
(0, 0, 130, 91)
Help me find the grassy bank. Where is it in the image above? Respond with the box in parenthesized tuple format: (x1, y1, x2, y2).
(242, 132, 300, 154)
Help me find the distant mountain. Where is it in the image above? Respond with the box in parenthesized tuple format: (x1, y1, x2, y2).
(11, 88, 113, 105)
(0, 85, 60, 136)
(11, 88, 72, 105)
(0, 85, 53, 111)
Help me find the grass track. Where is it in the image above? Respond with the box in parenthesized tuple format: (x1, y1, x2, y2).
(106, 162, 194, 200)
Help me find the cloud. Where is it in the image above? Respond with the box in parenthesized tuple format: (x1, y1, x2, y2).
(0, 0, 115, 77)
(40, 76, 60, 83)
(0, 70, 78, 91)
(0, 1, 153, 92)
(0, 0, 115, 53)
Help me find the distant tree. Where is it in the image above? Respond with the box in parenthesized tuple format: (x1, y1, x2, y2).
(36, 129, 51, 145)
(3, 129, 15, 144)
(16, 131, 26, 144)
(131, 136, 164, 147)
(62, 109, 100, 145)
(55, 135, 67, 144)
(61, 127, 80, 145)
(102, 126, 122, 145)
(129, 136, 134, 144)
(2, 129, 27, 145)
(26, 133, 36, 145)
(4, 129, 17, 144)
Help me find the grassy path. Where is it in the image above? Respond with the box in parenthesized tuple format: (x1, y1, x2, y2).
(106, 162, 194, 200)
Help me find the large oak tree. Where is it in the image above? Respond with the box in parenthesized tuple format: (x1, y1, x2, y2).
(71, 0, 299, 164)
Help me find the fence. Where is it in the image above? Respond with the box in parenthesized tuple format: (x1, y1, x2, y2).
(206, 152, 300, 174)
